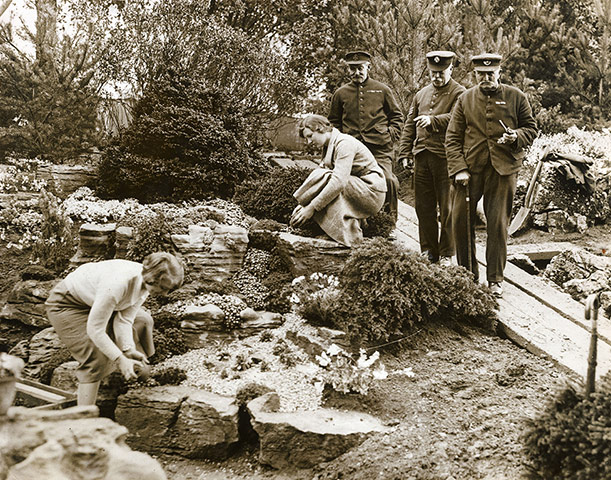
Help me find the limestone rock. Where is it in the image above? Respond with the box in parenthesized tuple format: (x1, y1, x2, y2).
(285, 326, 349, 362)
(115, 385, 239, 460)
(0, 279, 55, 328)
(23, 327, 68, 380)
(115, 226, 133, 259)
(247, 392, 388, 469)
(37, 164, 97, 198)
(563, 270, 611, 300)
(70, 223, 117, 266)
(533, 210, 576, 233)
(2, 405, 167, 480)
(508, 253, 540, 275)
(181, 304, 226, 332)
(275, 232, 350, 277)
(237, 311, 283, 338)
(172, 224, 249, 283)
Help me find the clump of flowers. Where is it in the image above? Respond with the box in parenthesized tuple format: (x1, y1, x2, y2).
(315, 344, 388, 395)
(290, 272, 341, 327)
(233, 270, 269, 310)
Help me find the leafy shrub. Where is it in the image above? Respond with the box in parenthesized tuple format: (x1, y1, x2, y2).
(150, 328, 189, 364)
(153, 366, 187, 386)
(290, 272, 341, 327)
(125, 212, 174, 262)
(235, 382, 274, 407)
(523, 379, 611, 479)
(362, 211, 396, 238)
(232, 166, 311, 223)
(97, 73, 269, 202)
(327, 238, 497, 344)
(261, 272, 293, 313)
(20, 265, 56, 281)
(30, 190, 77, 274)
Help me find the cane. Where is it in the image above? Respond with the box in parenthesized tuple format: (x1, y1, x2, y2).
(465, 181, 473, 274)
(585, 293, 600, 399)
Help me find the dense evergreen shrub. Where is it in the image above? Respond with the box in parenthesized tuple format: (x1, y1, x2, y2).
(362, 211, 396, 238)
(232, 166, 311, 223)
(124, 213, 174, 262)
(97, 72, 269, 202)
(152, 366, 187, 386)
(523, 378, 611, 479)
(150, 328, 189, 364)
(323, 238, 497, 344)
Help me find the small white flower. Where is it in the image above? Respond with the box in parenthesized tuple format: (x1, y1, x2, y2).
(291, 276, 305, 286)
(326, 344, 342, 357)
(372, 363, 388, 380)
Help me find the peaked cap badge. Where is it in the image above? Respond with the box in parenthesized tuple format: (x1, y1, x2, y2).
(483, 60, 491, 66)
(434, 56, 440, 63)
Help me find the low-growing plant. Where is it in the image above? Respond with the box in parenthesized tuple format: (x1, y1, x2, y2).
(30, 190, 77, 274)
(328, 238, 498, 344)
(233, 353, 253, 371)
(262, 272, 293, 314)
(362, 211, 396, 239)
(232, 166, 311, 223)
(150, 328, 189, 364)
(315, 344, 388, 395)
(153, 366, 187, 386)
(523, 377, 611, 479)
(125, 212, 174, 262)
(259, 330, 274, 342)
(290, 272, 341, 327)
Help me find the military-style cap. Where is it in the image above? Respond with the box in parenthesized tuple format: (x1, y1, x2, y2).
(471, 53, 502, 71)
(426, 51, 455, 71)
(345, 50, 371, 65)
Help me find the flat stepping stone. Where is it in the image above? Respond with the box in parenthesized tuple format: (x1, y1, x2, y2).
(247, 392, 389, 469)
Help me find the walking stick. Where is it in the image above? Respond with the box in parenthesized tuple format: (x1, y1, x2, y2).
(465, 181, 472, 274)
(585, 293, 600, 399)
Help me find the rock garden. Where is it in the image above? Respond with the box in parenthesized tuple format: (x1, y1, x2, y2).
(0, 121, 611, 479)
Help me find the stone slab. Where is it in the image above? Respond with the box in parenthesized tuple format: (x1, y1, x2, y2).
(507, 242, 579, 261)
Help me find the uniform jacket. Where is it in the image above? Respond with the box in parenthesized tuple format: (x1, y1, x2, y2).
(445, 83, 538, 177)
(399, 78, 465, 160)
(328, 77, 404, 147)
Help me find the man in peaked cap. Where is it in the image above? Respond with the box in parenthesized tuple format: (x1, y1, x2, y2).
(445, 53, 538, 297)
(398, 50, 465, 265)
(328, 50, 404, 226)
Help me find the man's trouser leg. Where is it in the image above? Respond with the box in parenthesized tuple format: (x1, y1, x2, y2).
(482, 166, 517, 283)
(452, 169, 484, 281)
(366, 142, 399, 223)
(414, 151, 440, 260)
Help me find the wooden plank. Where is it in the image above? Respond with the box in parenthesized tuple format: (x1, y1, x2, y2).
(507, 242, 577, 261)
(16, 378, 76, 406)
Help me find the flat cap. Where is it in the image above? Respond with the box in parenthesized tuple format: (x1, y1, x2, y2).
(345, 50, 371, 65)
(471, 53, 502, 71)
(426, 51, 455, 71)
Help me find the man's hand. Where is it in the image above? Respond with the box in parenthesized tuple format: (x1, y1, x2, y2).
(401, 156, 414, 171)
(415, 115, 432, 129)
(454, 170, 470, 186)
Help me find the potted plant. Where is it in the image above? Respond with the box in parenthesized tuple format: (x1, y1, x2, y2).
(0, 352, 25, 416)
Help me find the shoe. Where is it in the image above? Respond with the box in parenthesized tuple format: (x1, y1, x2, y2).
(489, 282, 503, 297)
(439, 256, 453, 266)
(420, 250, 436, 263)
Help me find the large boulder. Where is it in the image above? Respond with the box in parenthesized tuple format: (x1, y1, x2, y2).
(70, 223, 117, 266)
(115, 385, 239, 460)
(23, 327, 68, 380)
(1, 406, 167, 480)
(247, 392, 389, 469)
(36, 163, 97, 198)
(0, 279, 55, 328)
(275, 232, 351, 277)
(172, 224, 249, 283)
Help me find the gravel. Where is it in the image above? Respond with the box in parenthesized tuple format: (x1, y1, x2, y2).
(155, 313, 326, 412)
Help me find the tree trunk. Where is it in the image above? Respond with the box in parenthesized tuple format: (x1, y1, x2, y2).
(35, 0, 58, 65)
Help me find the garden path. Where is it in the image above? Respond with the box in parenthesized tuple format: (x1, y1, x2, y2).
(394, 200, 611, 380)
